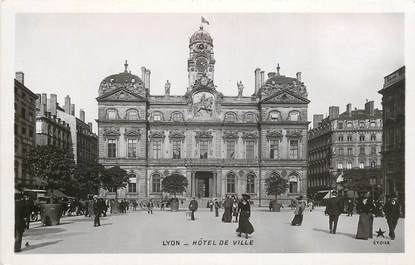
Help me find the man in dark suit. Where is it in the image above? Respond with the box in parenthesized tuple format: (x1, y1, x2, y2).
(383, 195, 400, 240)
(189, 197, 198, 221)
(92, 195, 101, 227)
(325, 191, 343, 234)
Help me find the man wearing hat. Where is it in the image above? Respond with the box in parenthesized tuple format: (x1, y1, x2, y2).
(383, 194, 400, 240)
(92, 195, 101, 227)
(188, 197, 198, 221)
(15, 193, 27, 252)
(324, 190, 343, 234)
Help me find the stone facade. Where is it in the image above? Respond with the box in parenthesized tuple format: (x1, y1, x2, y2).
(14, 73, 38, 188)
(308, 102, 383, 199)
(378, 66, 405, 207)
(97, 26, 310, 206)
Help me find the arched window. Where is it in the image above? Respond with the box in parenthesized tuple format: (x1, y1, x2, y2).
(370, 160, 377, 168)
(268, 110, 282, 121)
(152, 174, 161, 193)
(370, 134, 376, 141)
(347, 161, 352, 169)
(226, 173, 236, 193)
(126, 109, 139, 120)
(288, 111, 301, 121)
(171, 112, 183, 122)
(246, 174, 255, 194)
(128, 174, 137, 193)
(224, 112, 237, 122)
(106, 109, 118, 120)
(152, 112, 163, 121)
(244, 112, 256, 123)
(289, 174, 298, 193)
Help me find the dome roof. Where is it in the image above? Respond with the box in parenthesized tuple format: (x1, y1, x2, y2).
(264, 74, 297, 86)
(102, 61, 143, 85)
(190, 26, 213, 46)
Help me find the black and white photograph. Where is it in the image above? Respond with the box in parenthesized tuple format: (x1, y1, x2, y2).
(1, 1, 414, 265)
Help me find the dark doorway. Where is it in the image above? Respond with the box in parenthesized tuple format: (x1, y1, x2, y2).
(195, 171, 213, 198)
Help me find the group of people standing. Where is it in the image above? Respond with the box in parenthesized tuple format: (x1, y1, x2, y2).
(324, 191, 401, 240)
(189, 194, 254, 239)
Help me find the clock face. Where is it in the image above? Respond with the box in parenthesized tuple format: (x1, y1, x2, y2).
(195, 57, 208, 72)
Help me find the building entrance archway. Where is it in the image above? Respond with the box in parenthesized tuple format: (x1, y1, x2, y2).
(195, 171, 214, 198)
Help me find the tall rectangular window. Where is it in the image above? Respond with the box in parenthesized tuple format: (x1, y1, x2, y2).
(246, 140, 255, 160)
(338, 147, 344, 155)
(107, 139, 116, 157)
(153, 139, 162, 159)
(289, 140, 299, 159)
(226, 140, 235, 159)
(347, 147, 353, 156)
(128, 183, 136, 193)
(270, 140, 279, 159)
(359, 147, 365, 155)
(200, 140, 208, 159)
(246, 175, 255, 193)
(289, 182, 298, 193)
(127, 139, 137, 158)
(371, 146, 377, 154)
(172, 140, 181, 159)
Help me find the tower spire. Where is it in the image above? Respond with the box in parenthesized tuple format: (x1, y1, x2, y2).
(277, 63, 280, 76)
(124, 60, 128, 72)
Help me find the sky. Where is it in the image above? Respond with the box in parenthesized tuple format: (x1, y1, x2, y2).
(15, 13, 404, 132)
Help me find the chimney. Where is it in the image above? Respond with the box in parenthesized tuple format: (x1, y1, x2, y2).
(365, 100, 374, 115)
(141, 67, 146, 87)
(145, 69, 151, 90)
(254, 68, 261, 94)
(88, 122, 93, 132)
(296, 72, 302, 82)
(70, 104, 75, 116)
(313, 114, 324, 129)
(346, 103, 352, 117)
(80, 109, 85, 122)
(47, 94, 57, 116)
(15, 72, 24, 84)
(260, 71, 265, 86)
(64, 95, 71, 114)
(35, 94, 41, 110)
(328, 106, 340, 120)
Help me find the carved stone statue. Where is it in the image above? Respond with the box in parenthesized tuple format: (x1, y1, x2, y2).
(165, 80, 171, 95)
(237, 81, 244, 97)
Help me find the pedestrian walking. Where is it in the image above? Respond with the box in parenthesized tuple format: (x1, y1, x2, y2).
(291, 197, 306, 226)
(308, 200, 314, 212)
(147, 199, 154, 214)
(214, 198, 220, 217)
(347, 199, 354, 216)
(324, 191, 343, 234)
(15, 193, 26, 252)
(209, 200, 214, 212)
(232, 197, 238, 222)
(383, 194, 400, 240)
(236, 194, 254, 239)
(92, 195, 101, 227)
(189, 197, 198, 221)
(222, 195, 233, 223)
(355, 193, 375, 240)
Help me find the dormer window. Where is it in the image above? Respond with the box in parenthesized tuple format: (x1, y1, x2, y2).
(288, 111, 301, 121)
(224, 112, 237, 122)
(269, 111, 281, 121)
(153, 113, 161, 121)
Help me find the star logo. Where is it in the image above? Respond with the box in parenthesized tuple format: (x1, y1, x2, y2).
(376, 228, 385, 238)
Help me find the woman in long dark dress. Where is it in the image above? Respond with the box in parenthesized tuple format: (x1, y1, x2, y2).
(291, 197, 306, 226)
(236, 194, 254, 239)
(356, 194, 374, 240)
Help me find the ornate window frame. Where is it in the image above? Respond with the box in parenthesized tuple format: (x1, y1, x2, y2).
(287, 110, 301, 121)
(243, 112, 257, 123)
(224, 111, 238, 123)
(125, 108, 140, 120)
(151, 111, 164, 121)
(268, 110, 282, 121)
(106, 108, 120, 120)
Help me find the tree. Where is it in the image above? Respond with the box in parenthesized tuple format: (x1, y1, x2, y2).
(265, 174, 289, 203)
(101, 166, 129, 200)
(70, 159, 105, 199)
(25, 145, 75, 200)
(161, 174, 188, 198)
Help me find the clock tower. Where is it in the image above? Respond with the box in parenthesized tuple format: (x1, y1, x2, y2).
(188, 25, 215, 87)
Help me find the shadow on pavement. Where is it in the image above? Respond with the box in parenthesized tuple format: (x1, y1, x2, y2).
(24, 227, 66, 237)
(312, 228, 356, 239)
(20, 240, 63, 252)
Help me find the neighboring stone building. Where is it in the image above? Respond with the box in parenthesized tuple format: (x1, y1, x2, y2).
(378, 66, 405, 203)
(14, 72, 38, 188)
(35, 94, 72, 150)
(97, 25, 310, 206)
(307, 101, 383, 199)
(56, 95, 98, 164)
